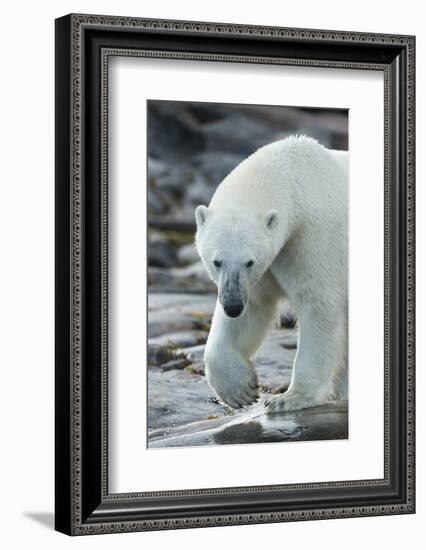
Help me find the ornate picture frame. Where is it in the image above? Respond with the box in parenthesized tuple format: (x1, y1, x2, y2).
(55, 13, 415, 535)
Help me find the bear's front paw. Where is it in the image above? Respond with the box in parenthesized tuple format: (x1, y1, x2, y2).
(206, 361, 259, 410)
(264, 390, 327, 414)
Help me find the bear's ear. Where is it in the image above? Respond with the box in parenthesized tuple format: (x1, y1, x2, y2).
(265, 209, 278, 231)
(195, 205, 209, 228)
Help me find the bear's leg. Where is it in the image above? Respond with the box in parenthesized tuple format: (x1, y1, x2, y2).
(205, 334, 259, 409)
(332, 312, 348, 400)
(265, 304, 345, 413)
(205, 278, 281, 409)
(333, 365, 348, 400)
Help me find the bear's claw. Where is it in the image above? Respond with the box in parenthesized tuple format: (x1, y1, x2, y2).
(225, 387, 259, 409)
(206, 359, 260, 410)
(264, 391, 326, 414)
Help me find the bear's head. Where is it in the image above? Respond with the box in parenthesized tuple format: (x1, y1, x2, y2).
(195, 205, 279, 319)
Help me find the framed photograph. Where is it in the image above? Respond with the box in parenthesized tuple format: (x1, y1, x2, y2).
(55, 14, 415, 535)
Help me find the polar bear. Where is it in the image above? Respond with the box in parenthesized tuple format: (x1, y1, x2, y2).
(195, 136, 348, 413)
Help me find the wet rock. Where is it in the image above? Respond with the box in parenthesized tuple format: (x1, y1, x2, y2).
(148, 401, 348, 448)
(147, 290, 348, 448)
(147, 367, 224, 432)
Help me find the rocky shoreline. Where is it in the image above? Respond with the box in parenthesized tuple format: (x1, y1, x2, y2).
(147, 101, 348, 448)
(147, 289, 348, 447)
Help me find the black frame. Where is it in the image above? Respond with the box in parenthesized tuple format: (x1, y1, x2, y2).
(55, 14, 415, 535)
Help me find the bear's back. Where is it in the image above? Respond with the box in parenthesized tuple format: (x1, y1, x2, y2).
(209, 136, 347, 216)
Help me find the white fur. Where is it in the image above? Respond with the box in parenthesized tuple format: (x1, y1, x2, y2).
(195, 136, 348, 413)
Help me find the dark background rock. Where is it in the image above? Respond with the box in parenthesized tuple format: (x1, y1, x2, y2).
(147, 100, 206, 160)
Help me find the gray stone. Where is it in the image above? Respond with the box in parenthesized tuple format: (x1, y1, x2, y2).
(148, 101, 206, 160)
(147, 188, 169, 215)
(177, 344, 206, 362)
(148, 292, 216, 312)
(161, 358, 191, 371)
(254, 329, 295, 392)
(152, 164, 193, 195)
(177, 243, 200, 266)
(148, 215, 196, 234)
(191, 151, 245, 184)
(147, 343, 175, 366)
(147, 267, 176, 288)
(185, 102, 231, 124)
(171, 261, 213, 285)
(203, 112, 278, 156)
(147, 157, 168, 180)
(148, 240, 177, 268)
(149, 330, 207, 350)
(186, 173, 214, 206)
(185, 361, 205, 376)
(147, 292, 216, 337)
(148, 263, 215, 293)
(147, 309, 203, 338)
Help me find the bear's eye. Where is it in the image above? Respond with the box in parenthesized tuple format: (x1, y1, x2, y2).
(246, 260, 254, 268)
(213, 260, 222, 268)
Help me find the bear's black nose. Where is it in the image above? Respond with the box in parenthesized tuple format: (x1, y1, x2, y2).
(224, 302, 244, 318)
